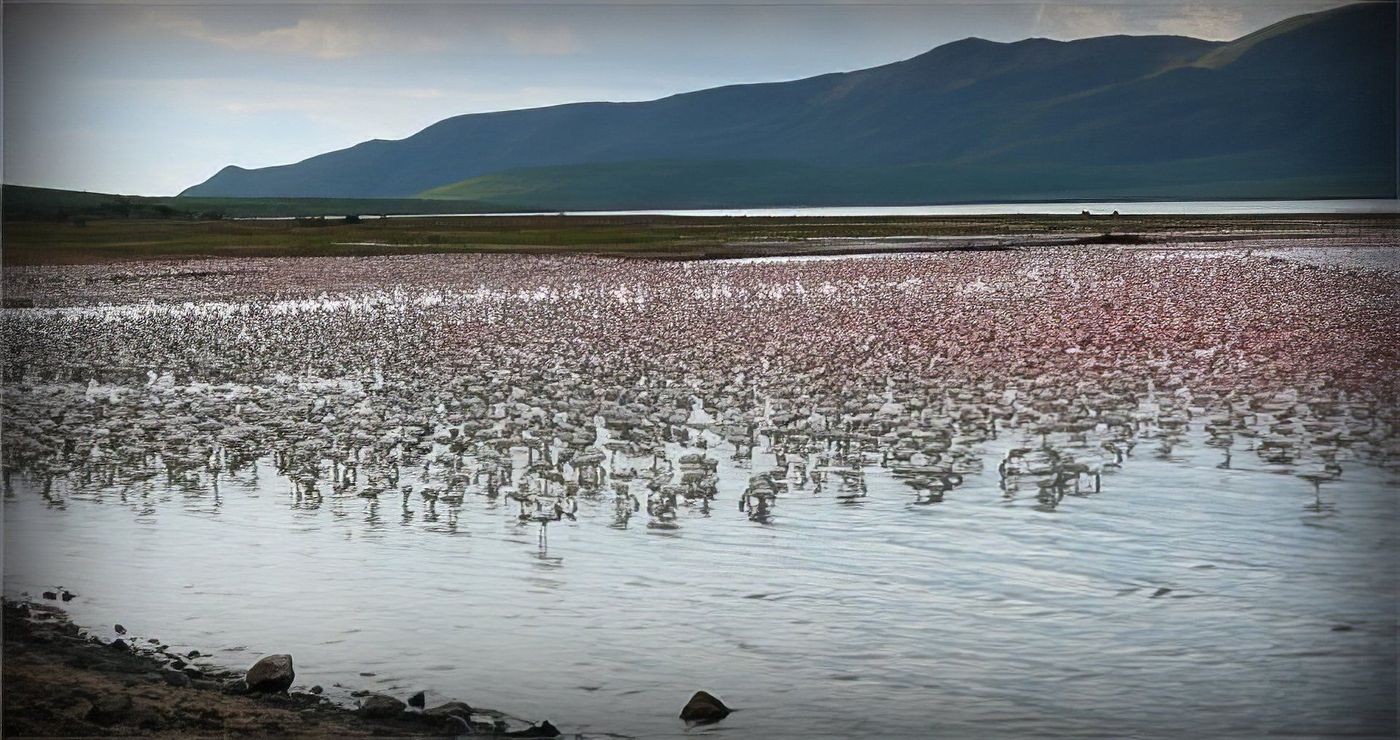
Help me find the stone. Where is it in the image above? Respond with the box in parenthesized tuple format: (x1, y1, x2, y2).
(110, 639, 129, 651)
(358, 694, 406, 719)
(310, 685, 324, 695)
(164, 670, 192, 687)
(408, 690, 426, 709)
(423, 701, 474, 720)
(505, 720, 561, 737)
(679, 691, 731, 722)
(245, 654, 295, 693)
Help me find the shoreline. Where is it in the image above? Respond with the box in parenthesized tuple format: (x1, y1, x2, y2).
(1, 599, 565, 738)
(3, 212, 1395, 266)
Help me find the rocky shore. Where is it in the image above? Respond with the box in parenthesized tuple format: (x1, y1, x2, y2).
(1, 599, 563, 738)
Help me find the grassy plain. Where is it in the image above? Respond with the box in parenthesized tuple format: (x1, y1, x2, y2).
(3, 212, 1395, 266)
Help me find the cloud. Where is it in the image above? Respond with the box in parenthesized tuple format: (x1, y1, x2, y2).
(502, 24, 582, 56)
(149, 15, 377, 59)
(1034, 5, 1132, 39)
(143, 10, 464, 60)
(144, 9, 583, 60)
(1031, 2, 1258, 41)
(1149, 4, 1246, 40)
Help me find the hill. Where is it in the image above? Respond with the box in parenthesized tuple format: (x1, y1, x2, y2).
(181, 3, 1396, 209)
(1, 185, 514, 221)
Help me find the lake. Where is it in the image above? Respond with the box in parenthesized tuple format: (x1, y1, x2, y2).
(242, 198, 1400, 220)
(3, 238, 1397, 738)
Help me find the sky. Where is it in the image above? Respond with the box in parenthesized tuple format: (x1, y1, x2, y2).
(2, 0, 1357, 196)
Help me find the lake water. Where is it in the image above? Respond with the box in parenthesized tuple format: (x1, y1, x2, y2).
(245, 198, 1399, 220)
(3, 241, 1397, 738)
(547, 199, 1400, 218)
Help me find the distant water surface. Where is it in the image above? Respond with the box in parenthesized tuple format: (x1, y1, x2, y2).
(245, 198, 1399, 220)
(555, 199, 1400, 218)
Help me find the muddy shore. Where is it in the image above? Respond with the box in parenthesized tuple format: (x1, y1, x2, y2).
(1, 599, 563, 738)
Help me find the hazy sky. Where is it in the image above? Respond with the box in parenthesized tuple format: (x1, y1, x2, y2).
(3, 0, 1355, 195)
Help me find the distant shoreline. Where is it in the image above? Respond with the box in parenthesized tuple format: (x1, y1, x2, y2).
(3, 183, 1396, 223)
(3, 212, 1397, 267)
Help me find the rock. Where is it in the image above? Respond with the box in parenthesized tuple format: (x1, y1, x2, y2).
(505, 720, 561, 737)
(679, 691, 731, 722)
(358, 694, 406, 719)
(61, 590, 76, 601)
(114, 624, 127, 635)
(164, 670, 192, 687)
(408, 690, 426, 709)
(423, 701, 474, 720)
(1332, 624, 1354, 631)
(110, 639, 129, 651)
(310, 685, 324, 695)
(42, 591, 57, 600)
(188, 649, 201, 658)
(245, 654, 295, 693)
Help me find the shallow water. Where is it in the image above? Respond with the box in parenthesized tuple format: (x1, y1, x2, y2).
(240, 198, 1399, 220)
(3, 245, 1398, 738)
(5, 427, 1397, 738)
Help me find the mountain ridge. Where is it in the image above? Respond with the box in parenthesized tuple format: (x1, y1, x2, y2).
(182, 3, 1396, 208)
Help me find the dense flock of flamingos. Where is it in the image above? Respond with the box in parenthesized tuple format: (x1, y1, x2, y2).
(2, 245, 1396, 536)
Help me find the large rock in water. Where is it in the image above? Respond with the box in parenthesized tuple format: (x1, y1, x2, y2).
(359, 694, 407, 719)
(679, 691, 731, 722)
(245, 654, 295, 693)
(424, 701, 474, 720)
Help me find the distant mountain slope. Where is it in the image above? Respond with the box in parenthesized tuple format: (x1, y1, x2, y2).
(183, 3, 1396, 207)
(1, 184, 508, 220)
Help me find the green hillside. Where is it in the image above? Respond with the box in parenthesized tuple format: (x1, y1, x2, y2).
(420, 158, 1393, 211)
(183, 3, 1396, 208)
(1, 185, 516, 221)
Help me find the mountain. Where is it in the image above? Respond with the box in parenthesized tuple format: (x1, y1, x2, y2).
(0, 184, 508, 220)
(182, 3, 1397, 208)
